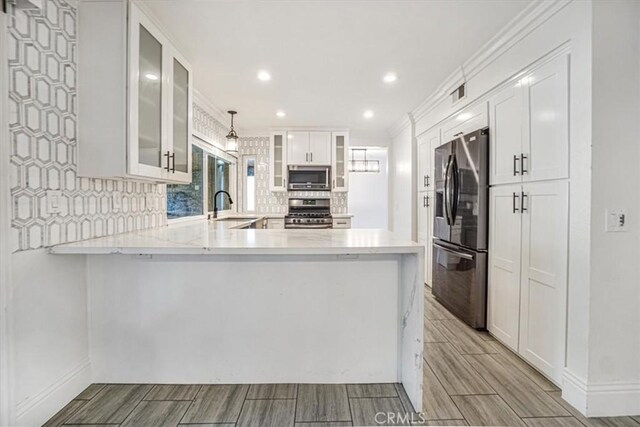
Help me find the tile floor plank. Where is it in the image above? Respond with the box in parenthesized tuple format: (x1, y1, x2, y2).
(145, 384, 201, 400)
(434, 320, 499, 355)
(295, 384, 351, 422)
(180, 384, 249, 424)
(121, 401, 190, 427)
(237, 399, 296, 427)
(43, 400, 86, 427)
(349, 397, 409, 426)
(424, 343, 494, 395)
(490, 348, 560, 392)
(451, 395, 527, 427)
(247, 384, 297, 399)
(395, 383, 416, 414)
(464, 354, 569, 417)
(347, 383, 398, 398)
(294, 423, 353, 426)
(424, 320, 448, 343)
(413, 421, 468, 426)
(547, 391, 640, 427)
(421, 362, 463, 421)
(424, 297, 455, 321)
(75, 384, 107, 400)
(65, 384, 153, 424)
(523, 417, 584, 427)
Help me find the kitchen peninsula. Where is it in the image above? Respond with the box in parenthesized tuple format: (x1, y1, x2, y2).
(50, 221, 424, 411)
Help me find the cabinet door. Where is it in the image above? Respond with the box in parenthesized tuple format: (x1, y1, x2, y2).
(523, 55, 569, 182)
(309, 131, 332, 165)
(331, 132, 349, 192)
(487, 185, 522, 351)
(269, 131, 287, 192)
(287, 131, 310, 165)
(128, 3, 169, 179)
(441, 102, 488, 143)
(489, 82, 525, 185)
(417, 128, 438, 192)
(425, 193, 434, 286)
(166, 50, 192, 183)
(518, 181, 568, 382)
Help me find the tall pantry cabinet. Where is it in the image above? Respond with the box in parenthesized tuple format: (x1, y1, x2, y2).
(487, 53, 569, 383)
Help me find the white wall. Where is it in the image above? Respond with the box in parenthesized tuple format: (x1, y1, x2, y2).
(390, 123, 414, 241)
(588, 0, 640, 415)
(348, 148, 389, 229)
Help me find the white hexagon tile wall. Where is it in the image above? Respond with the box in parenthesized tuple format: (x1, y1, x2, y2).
(8, 0, 167, 252)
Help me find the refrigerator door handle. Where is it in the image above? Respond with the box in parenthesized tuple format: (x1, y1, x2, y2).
(443, 155, 453, 225)
(451, 155, 459, 225)
(433, 242, 474, 260)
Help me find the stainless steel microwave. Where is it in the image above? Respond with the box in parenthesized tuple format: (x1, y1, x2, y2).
(287, 166, 331, 191)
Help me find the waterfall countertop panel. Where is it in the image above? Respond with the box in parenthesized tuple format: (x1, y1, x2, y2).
(48, 219, 421, 256)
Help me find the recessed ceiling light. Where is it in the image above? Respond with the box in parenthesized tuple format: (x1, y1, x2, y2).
(276, 110, 286, 118)
(145, 73, 159, 81)
(257, 70, 271, 81)
(363, 110, 374, 119)
(383, 72, 397, 83)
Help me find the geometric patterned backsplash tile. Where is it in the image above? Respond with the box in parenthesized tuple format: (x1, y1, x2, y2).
(8, 0, 166, 252)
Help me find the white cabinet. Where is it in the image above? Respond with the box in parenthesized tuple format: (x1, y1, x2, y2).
(331, 132, 349, 192)
(489, 54, 569, 185)
(266, 218, 285, 229)
(441, 102, 489, 144)
(78, 1, 192, 183)
(417, 128, 439, 192)
(332, 217, 351, 229)
(417, 193, 434, 286)
(488, 181, 568, 382)
(269, 131, 288, 192)
(287, 131, 331, 165)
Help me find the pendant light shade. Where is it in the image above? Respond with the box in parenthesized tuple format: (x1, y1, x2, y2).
(225, 110, 239, 154)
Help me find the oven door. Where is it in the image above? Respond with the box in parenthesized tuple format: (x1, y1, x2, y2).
(288, 167, 330, 190)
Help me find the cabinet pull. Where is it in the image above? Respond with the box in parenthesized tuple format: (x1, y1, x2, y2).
(311, 152, 313, 162)
(333, 179, 335, 189)
(164, 151, 171, 171)
(513, 155, 520, 176)
(170, 152, 175, 173)
(306, 153, 308, 162)
(427, 175, 430, 187)
(512, 192, 520, 213)
(521, 191, 528, 212)
(426, 196, 430, 208)
(521, 153, 528, 175)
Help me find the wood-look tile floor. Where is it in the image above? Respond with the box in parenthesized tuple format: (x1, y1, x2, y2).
(44, 286, 640, 427)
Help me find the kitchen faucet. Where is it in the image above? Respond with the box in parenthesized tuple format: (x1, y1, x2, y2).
(212, 190, 233, 219)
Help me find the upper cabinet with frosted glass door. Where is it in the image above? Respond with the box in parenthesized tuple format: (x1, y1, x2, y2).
(77, 1, 192, 183)
(331, 132, 349, 192)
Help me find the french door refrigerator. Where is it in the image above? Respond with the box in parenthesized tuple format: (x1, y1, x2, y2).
(432, 127, 489, 329)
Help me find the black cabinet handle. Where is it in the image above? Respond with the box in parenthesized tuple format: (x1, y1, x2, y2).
(521, 153, 528, 174)
(164, 151, 171, 171)
(521, 192, 528, 212)
(513, 154, 520, 176)
(513, 192, 520, 213)
(170, 152, 175, 173)
(426, 196, 430, 208)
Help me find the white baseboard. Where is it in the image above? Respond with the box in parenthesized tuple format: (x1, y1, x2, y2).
(15, 358, 91, 427)
(563, 368, 640, 417)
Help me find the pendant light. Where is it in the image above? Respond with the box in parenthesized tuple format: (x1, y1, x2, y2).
(225, 110, 239, 154)
(348, 148, 380, 173)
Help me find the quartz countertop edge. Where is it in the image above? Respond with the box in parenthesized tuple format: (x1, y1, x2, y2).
(49, 220, 422, 256)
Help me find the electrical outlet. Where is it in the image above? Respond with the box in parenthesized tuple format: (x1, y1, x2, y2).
(112, 191, 122, 212)
(605, 209, 627, 232)
(46, 190, 62, 214)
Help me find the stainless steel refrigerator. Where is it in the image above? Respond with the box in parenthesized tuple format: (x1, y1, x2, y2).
(432, 127, 489, 329)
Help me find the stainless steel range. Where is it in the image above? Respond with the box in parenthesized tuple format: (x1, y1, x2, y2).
(285, 198, 333, 229)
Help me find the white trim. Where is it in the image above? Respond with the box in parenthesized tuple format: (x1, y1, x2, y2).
(0, 6, 15, 426)
(193, 89, 230, 129)
(389, 114, 412, 138)
(15, 358, 91, 427)
(562, 369, 640, 417)
(390, 0, 572, 133)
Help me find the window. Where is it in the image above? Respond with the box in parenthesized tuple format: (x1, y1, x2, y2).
(243, 156, 256, 212)
(166, 140, 236, 220)
(167, 145, 203, 219)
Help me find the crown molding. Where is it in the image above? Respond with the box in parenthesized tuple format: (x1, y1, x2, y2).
(193, 89, 230, 127)
(388, 0, 572, 133)
(349, 129, 392, 140)
(389, 113, 412, 139)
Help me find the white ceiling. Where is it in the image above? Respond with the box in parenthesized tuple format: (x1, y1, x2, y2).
(143, 0, 533, 134)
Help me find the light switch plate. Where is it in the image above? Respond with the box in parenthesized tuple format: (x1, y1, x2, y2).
(605, 209, 627, 232)
(46, 190, 62, 214)
(112, 191, 122, 212)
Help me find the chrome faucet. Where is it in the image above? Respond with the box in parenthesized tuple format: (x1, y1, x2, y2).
(212, 190, 233, 219)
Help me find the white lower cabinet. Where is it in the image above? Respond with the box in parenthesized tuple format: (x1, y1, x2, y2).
(332, 218, 351, 229)
(488, 181, 568, 383)
(417, 192, 433, 286)
(265, 218, 285, 229)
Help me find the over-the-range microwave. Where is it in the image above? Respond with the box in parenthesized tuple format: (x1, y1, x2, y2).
(288, 166, 331, 191)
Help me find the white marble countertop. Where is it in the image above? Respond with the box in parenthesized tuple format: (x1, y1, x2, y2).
(49, 220, 420, 256)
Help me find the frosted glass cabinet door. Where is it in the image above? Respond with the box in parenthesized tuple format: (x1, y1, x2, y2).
(270, 131, 287, 192)
(168, 53, 192, 183)
(332, 132, 348, 192)
(128, 3, 168, 179)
